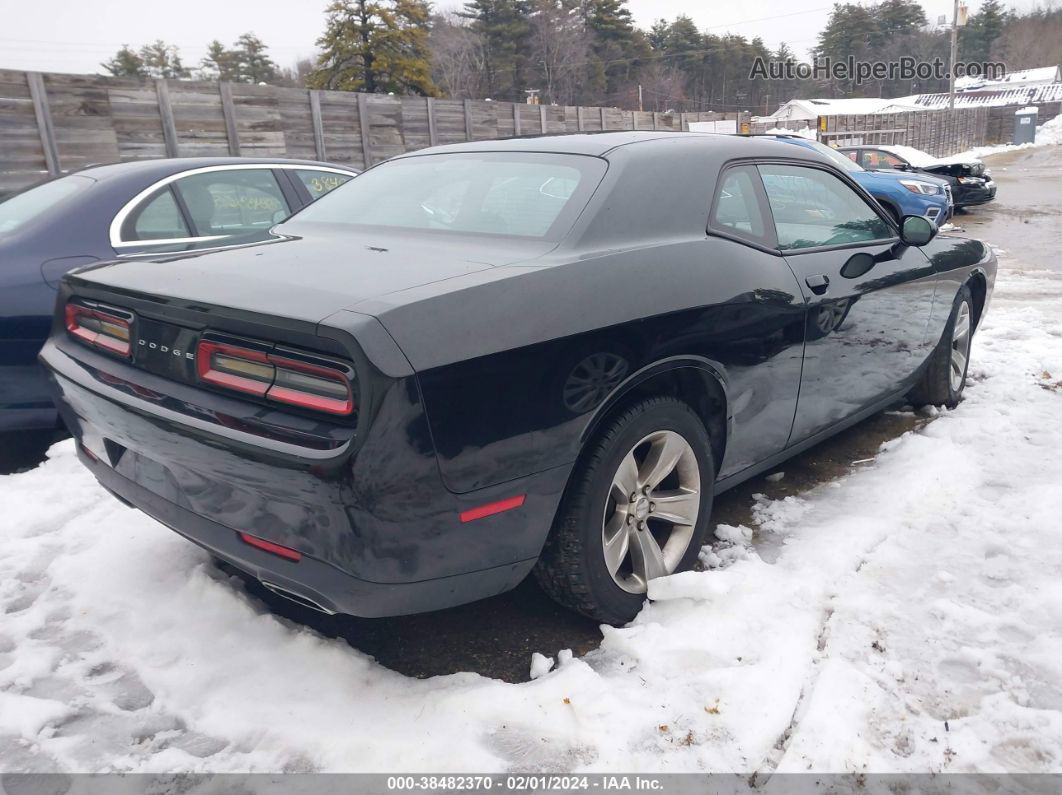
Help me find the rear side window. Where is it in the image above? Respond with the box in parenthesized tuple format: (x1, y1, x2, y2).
(173, 170, 290, 236)
(758, 164, 891, 251)
(295, 169, 353, 199)
(863, 150, 906, 169)
(130, 188, 189, 240)
(709, 165, 768, 245)
(0, 174, 93, 236)
(287, 152, 607, 240)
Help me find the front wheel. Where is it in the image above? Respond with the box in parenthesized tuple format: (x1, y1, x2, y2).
(534, 396, 715, 625)
(909, 284, 974, 409)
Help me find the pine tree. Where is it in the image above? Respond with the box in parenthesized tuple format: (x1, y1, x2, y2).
(875, 0, 927, 39)
(815, 4, 881, 95)
(200, 40, 242, 81)
(309, 0, 438, 95)
(459, 0, 532, 101)
(138, 40, 189, 79)
(581, 0, 645, 103)
(961, 0, 1008, 64)
(101, 46, 147, 78)
(234, 33, 280, 83)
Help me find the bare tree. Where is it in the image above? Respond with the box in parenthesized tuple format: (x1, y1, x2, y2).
(998, 7, 1062, 70)
(430, 12, 488, 98)
(277, 56, 317, 87)
(529, 0, 592, 106)
(638, 61, 686, 112)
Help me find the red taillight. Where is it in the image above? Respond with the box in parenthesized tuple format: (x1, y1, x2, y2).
(196, 338, 355, 416)
(197, 340, 273, 398)
(66, 302, 132, 357)
(238, 532, 302, 561)
(267, 354, 354, 415)
(459, 495, 526, 523)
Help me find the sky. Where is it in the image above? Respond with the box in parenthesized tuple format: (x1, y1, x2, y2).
(0, 0, 1038, 76)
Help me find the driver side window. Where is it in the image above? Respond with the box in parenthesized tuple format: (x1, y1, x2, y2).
(757, 164, 891, 251)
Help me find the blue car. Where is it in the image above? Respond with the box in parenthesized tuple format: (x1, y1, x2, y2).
(766, 135, 952, 226)
(0, 158, 356, 435)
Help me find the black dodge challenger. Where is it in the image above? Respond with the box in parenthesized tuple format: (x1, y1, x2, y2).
(40, 132, 996, 624)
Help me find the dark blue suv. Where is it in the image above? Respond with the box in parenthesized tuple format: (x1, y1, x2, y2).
(767, 135, 952, 226)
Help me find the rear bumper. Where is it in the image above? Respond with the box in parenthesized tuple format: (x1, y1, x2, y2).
(40, 337, 567, 617)
(80, 444, 536, 617)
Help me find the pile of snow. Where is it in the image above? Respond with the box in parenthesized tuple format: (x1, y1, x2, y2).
(2, 261, 1062, 774)
(949, 111, 1062, 160)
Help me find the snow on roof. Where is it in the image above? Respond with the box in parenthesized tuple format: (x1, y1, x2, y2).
(996, 66, 1061, 86)
(914, 83, 1062, 109)
(765, 97, 906, 121)
(766, 68, 1060, 119)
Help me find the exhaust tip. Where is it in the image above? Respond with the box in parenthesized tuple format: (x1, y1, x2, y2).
(260, 580, 336, 615)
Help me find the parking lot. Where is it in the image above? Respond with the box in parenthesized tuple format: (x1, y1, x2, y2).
(1, 144, 1061, 774)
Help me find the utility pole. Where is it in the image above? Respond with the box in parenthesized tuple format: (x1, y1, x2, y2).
(638, 84, 643, 112)
(948, 0, 959, 110)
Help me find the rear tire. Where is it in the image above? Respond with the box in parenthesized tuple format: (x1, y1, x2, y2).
(908, 284, 974, 409)
(534, 396, 715, 625)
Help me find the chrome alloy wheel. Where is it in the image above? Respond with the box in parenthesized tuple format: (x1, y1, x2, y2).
(601, 430, 701, 594)
(950, 300, 972, 392)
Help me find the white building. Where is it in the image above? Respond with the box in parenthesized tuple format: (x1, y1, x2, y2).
(756, 96, 922, 124)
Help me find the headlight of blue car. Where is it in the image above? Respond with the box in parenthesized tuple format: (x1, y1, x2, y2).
(900, 180, 942, 195)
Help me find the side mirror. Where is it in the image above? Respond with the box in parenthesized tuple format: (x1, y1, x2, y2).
(899, 215, 937, 246)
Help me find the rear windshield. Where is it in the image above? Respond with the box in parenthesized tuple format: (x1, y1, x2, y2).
(0, 174, 94, 236)
(287, 152, 606, 240)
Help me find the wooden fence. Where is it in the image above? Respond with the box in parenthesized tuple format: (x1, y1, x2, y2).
(0, 69, 750, 196)
(817, 107, 990, 156)
(3, 68, 1048, 197)
(751, 107, 994, 157)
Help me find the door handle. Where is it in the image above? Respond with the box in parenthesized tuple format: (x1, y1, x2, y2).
(805, 274, 830, 295)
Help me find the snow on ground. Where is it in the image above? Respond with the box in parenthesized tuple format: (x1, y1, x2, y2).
(949, 111, 1062, 161)
(2, 262, 1062, 775)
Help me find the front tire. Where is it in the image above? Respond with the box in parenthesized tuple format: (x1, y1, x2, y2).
(909, 284, 974, 409)
(534, 396, 715, 625)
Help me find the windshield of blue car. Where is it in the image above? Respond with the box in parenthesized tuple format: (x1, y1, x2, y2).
(0, 174, 95, 236)
(285, 152, 607, 240)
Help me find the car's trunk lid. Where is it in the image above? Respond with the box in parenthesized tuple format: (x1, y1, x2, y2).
(70, 226, 549, 325)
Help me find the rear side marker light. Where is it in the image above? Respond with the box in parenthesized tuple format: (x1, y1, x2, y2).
(66, 303, 132, 357)
(460, 495, 526, 523)
(239, 532, 302, 561)
(197, 339, 355, 416)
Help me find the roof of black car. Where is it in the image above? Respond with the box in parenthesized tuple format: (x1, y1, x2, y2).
(74, 157, 356, 181)
(399, 130, 819, 160)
